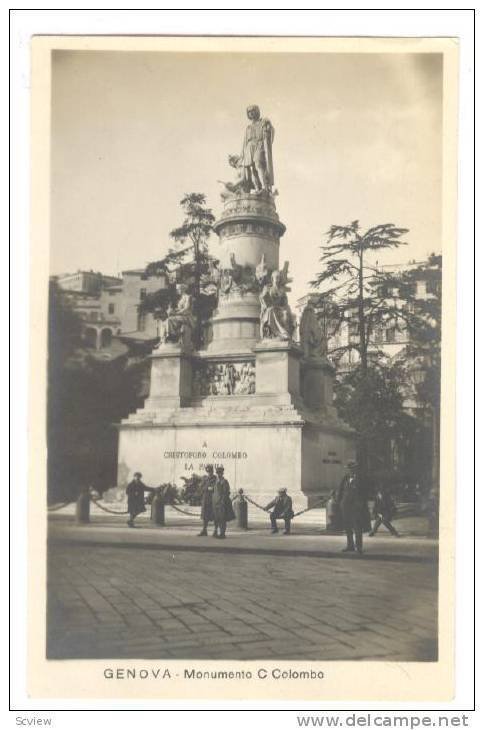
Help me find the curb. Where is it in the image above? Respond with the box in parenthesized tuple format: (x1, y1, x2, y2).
(48, 533, 438, 564)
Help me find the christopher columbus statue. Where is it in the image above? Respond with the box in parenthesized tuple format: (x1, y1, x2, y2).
(241, 105, 275, 193)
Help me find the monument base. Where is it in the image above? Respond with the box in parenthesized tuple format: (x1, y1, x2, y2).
(117, 399, 354, 512)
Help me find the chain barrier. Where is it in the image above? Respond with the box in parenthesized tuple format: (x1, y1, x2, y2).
(47, 500, 74, 512)
(168, 503, 200, 517)
(89, 496, 129, 515)
(243, 494, 269, 512)
(243, 493, 328, 519)
(292, 497, 328, 518)
(49, 490, 328, 522)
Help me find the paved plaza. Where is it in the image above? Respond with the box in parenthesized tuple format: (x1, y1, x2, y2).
(47, 523, 438, 662)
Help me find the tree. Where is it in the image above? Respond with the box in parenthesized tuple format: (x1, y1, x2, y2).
(310, 221, 409, 371)
(310, 221, 409, 480)
(47, 280, 149, 502)
(140, 193, 218, 346)
(391, 254, 442, 492)
(334, 359, 420, 489)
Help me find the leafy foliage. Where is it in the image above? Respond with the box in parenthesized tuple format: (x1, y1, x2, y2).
(334, 360, 417, 488)
(179, 473, 205, 506)
(139, 193, 218, 345)
(310, 223, 441, 491)
(310, 220, 409, 370)
(47, 281, 150, 502)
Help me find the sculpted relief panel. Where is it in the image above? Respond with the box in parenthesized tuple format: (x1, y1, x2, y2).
(193, 361, 256, 397)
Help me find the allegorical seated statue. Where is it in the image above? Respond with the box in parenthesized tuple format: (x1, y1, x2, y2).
(217, 155, 246, 200)
(157, 284, 195, 347)
(241, 104, 275, 193)
(299, 301, 327, 359)
(260, 269, 294, 341)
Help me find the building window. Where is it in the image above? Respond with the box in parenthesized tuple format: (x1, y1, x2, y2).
(137, 312, 146, 332)
(374, 327, 384, 344)
(416, 281, 427, 297)
(386, 327, 396, 343)
(108, 303, 115, 314)
(140, 288, 147, 300)
(100, 329, 112, 348)
(90, 311, 98, 321)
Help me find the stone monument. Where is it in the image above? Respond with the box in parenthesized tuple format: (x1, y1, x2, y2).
(117, 105, 355, 509)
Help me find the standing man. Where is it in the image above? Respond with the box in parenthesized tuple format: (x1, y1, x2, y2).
(336, 461, 370, 554)
(241, 105, 275, 193)
(369, 486, 400, 537)
(126, 472, 154, 528)
(265, 488, 294, 535)
(212, 466, 235, 539)
(198, 464, 217, 537)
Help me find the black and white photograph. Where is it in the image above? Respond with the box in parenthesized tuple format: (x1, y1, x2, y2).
(24, 33, 461, 703)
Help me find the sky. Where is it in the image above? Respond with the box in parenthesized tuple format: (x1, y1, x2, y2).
(51, 50, 442, 302)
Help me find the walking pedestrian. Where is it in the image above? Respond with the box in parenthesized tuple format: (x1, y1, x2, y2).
(212, 466, 235, 539)
(336, 461, 371, 554)
(369, 486, 400, 537)
(126, 472, 154, 527)
(198, 465, 217, 536)
(265, 488, 294, 534)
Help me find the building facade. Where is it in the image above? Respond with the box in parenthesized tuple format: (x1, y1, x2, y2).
(53, 267, 169, 351)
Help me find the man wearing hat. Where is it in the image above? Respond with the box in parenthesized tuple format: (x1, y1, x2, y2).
(335, 460, 370, 554)
(212, 466, 236, 539)
(265, 488, 294, 535)
(198, 464, 217, 537)
(125, 472, 154, 528)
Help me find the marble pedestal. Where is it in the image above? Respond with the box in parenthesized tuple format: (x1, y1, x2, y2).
(117, 191, 355, 510)
(118, 340, 354, 511)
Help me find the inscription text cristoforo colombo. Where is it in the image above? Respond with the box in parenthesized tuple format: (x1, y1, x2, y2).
(163, 450, 249, 472)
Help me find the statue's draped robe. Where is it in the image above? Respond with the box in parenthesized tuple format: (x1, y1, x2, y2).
(160, 294, 195, 343)
(299, 307, 327, 358)
(241, 118, 274, 188)
(260, 284, 293, 340)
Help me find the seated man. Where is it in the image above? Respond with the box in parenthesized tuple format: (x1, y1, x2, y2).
(265, 488, 294, 535)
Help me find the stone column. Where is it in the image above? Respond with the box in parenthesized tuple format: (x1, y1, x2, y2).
(209, 193, 286, 355)
(254, 340, 303, 403)
(144, 344, 192, 409)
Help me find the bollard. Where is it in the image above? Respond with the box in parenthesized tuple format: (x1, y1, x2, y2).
(76, 487, 91, 524)
(325, 495, 342, 533)
(151, 489, 165, 526)
(234, 489, 248, 529)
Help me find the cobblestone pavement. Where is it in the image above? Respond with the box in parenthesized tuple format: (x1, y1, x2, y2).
(47, 542, 438, 662)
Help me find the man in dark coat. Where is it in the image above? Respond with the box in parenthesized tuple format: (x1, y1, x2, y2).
(265, 488, 294, 534)
(212, 466, 235, 539)
(198, 465, 217, 537)
(126, 472, 154, 527)
(336, 461, 370, 554)
(369, 486, 400, 537)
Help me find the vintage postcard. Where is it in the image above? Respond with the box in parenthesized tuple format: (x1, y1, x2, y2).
(28, 35, 458, 701)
